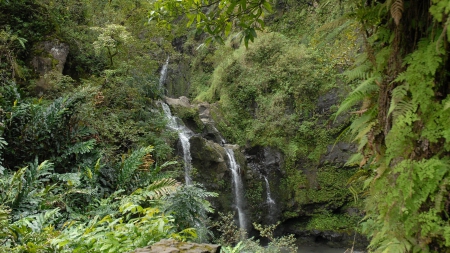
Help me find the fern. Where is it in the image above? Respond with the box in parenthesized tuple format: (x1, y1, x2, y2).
(389, 0, 403, 26)
(63, 139, 96, 157)
(130, 178, 180, 202)
(163, 183, 218, 234)
(343, 61, 372, 81)
(117, 146, 154, 190)
(336, 75, 380, 117)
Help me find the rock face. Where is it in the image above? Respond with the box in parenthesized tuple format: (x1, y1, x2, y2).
(31, 40, 70, 94)
(132, 239, 220, 253)
(164, 95, 365, 249)
(198, 102, 226, 144)
(244, 146, 284, 224)
(320, 142, 357, 166)
(31, 40, 69, 75)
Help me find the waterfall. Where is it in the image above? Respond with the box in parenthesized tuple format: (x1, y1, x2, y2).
(264, 175, 278, 224)
(213, 125, 226, 145)
(159, 56, 169, 92)
(225, 147, 247, 231)
(158, 56, 194, 185)
(264, 176, 275, 205)
(161, 103, 194, 185)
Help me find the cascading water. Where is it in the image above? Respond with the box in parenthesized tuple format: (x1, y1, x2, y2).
(224, 146, 247, 231)
(161, 103, 194, 185)
(159, 56, 194, 185)
(159, 56, 170, 91)
(264, 176, 275, 205)
(264, 175, 277, 224)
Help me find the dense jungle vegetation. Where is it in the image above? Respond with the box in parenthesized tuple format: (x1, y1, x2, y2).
(0, 0, 449, 252)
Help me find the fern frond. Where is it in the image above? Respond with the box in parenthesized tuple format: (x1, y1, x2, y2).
(138, 178, 180, 200)
(336, 76, 380, 117)
(390, 0, 403, 26)
(117, 146, 154, 189)
(392, 100, 416, 119)
(349, 107, 377, 137)
(317, 16, 349, 32)
(345, 153, 364, 167)
(64, 139, 96, 156)
(343, 62, 372, 81)
(56, 173, 82, 187)
(388, 83, 408, 115)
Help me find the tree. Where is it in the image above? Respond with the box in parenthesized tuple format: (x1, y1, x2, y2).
(91, 24, 132, 67)
(148, 0, 273, 47)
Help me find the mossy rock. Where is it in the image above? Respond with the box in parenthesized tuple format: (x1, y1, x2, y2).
(170, 104, 205, 133)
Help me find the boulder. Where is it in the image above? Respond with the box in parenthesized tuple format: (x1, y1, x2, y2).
(165, 96, 192, 108)
(132, 239, 220, 253)
(31, 40, 70, 95)
(320, 142, 357, 167)
(31, 40, 69, 75)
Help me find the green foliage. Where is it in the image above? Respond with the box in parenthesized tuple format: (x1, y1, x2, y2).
(212, 212, 245, 246)
(220, 241, 244, 253)
(1, 83, 99, 171)
(228, 223, 297, 253)
(91, 24, 133, 67)
(0, 207, 61, 253)
(334, 0, 450, 251)
(282, 166, 356, 216)
(306, 212, 360, 232)
(199, 32, 337, 164)
(117, 146, 154, 191)
(149, 0, 273, 46)
(53, 187, 196, 252)
(163, 184, 218, 242)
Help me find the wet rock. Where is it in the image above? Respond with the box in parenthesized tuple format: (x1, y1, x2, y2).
(245, 146, 283, 175)
(189, 135, 229, 192)
(316, 88, 339, 114)
(132, 239, 220, 253)
(196, 102, 226, 143)
(320, 142, 357, 167)
(166, 97, 204, 133)
(165, 96, 192, 108)
(190, 136, 226, 164)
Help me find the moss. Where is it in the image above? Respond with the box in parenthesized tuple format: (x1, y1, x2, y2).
(305, 213, 360, 232)
(245, 179, 263, 221)
(170, 105, 205, 133)
(280, 165, 357, 220)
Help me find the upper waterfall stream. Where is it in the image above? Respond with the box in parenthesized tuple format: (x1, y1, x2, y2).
(161, 103, 194, 185)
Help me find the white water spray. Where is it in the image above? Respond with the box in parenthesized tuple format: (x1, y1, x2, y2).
(264, 176, 275, 205)
(225, 147, 247, 230)
(159, 57, 193, 185)
(161, 103, 194, 185)
(159, 56, 169, 91)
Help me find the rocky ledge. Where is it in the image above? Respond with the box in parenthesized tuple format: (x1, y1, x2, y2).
(131, 239, 220, 253)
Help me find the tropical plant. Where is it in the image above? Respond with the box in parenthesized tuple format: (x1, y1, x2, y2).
(334, 0, 450, 252)
(52, 178, 196, 253)
(91, 24, 133, 67)
(220, 241, 244, 253)
(163, 184, 218, 242)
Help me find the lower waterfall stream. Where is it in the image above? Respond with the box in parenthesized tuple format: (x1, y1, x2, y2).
(224, 146, 248, 231)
